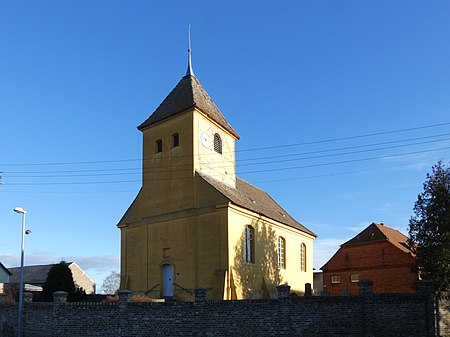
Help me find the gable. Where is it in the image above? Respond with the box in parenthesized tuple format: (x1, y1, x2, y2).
(117, 188, 143, 227)
(0, 262, 11, 276)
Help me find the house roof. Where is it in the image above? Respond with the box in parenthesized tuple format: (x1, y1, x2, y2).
(198, 171, 316, 237)
(342, 222, 415, 255)
(0, 262, 12, 275)
(8, 262, 79, 285)
(137, 74, 239, 139)
(8, 264, 56, 284)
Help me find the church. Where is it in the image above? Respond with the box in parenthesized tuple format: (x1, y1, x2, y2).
(117, 45, 316, 300)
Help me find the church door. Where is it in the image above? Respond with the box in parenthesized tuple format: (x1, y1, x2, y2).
(162, 264, 174, 297)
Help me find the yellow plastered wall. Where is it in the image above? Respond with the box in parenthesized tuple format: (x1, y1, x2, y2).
(119, 171, 231, 300)
(193, 110, 237, 187)
(141, 111, 196, 215)
(227, 205, 314, 299)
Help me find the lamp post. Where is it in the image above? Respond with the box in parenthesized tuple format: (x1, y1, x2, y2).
(14, 207, 28, 337)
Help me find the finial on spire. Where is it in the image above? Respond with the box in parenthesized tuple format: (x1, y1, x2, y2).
(186, 25, 195, 76)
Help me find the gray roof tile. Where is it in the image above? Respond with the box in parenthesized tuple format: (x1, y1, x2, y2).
(138, 75, 239, 139)
(198, 172, 316, 237)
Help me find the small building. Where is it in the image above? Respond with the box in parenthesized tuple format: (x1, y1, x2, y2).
(321, 222, 418, 295)
(0, 262, 11, 283)
(8, 262, 96, 294)
(0, 262, 12, 294)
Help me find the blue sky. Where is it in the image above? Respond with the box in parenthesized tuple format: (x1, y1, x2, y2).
(1, 1, 449, 291)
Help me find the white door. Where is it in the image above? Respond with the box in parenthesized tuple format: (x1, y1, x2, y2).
(162, 264, 174, 297)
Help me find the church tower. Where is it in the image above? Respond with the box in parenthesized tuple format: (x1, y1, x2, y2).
(118, 38, 316, 300)
(137, 36, 239, 190)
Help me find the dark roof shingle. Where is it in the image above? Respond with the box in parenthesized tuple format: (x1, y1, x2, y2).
(9, 263, 71, 284)
(198, 172, 316, 237)
(138, 75, 239, 139)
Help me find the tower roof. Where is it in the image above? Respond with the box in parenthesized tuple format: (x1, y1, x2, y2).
(138, 74, 239, 139)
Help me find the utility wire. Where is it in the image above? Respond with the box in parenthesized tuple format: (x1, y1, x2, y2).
(238, 121, 450, 152)
(1, 121, 449, 167)
(239, 146, 450, 175)
(3, 145, 449, 185)
(5, 132, 450, 176)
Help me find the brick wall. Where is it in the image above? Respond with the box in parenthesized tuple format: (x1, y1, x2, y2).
(0, 281, 448, 337)
(323, 241, 417, 295)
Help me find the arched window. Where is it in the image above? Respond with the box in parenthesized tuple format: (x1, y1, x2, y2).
(172, 133, 179, 148)
(244, 225, 255, 263)
(300, 243, 306, 272)
(278, 237, 286, 269)
(214, 133, 222, 154)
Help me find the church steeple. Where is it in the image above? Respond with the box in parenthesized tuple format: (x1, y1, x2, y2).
(185, 25, 194, 77)
(138, 27, 238, 139)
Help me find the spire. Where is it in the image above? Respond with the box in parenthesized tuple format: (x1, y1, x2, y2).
(186, 25, 195, 77)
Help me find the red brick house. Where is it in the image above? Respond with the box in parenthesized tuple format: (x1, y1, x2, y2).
(321, 222, 418, 295)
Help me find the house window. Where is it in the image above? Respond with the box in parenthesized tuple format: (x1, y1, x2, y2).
(155, 139, 163, 153)
(278, 237, 286, 269)
(172, 133, 179, 148)
(350, 274, 359, 283)
(214, 133, 222, 154)
(300, 243, 306, 272)
(244, 225, 255, 263)
(331, 275, 341, 284)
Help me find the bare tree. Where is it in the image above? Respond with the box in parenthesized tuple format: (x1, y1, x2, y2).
(101, 271, 120, 294)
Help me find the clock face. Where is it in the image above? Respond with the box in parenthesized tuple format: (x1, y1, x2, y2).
(200, 132, 210, 148)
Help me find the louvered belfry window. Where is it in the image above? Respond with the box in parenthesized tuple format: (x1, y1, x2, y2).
(214, 133, 222, 154)
(155, 139, 163, 153)
(172, 133, 179, 147)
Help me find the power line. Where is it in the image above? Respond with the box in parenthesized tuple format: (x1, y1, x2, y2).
(239, 145, 450, 175)
(1, 121, 449, 167)
(239, 132, 450, 162)
(3, 145, 449, 185)
(252, 162, 427, 184)
(238, 136, 450, 168)
(4, 132, 450, 176)
(237, 121, 450, 152)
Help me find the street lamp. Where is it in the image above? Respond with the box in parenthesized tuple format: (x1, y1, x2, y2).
(14, 207, 29, 337)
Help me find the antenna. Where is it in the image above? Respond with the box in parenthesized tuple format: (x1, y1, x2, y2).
(186, 25, 195, 76)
